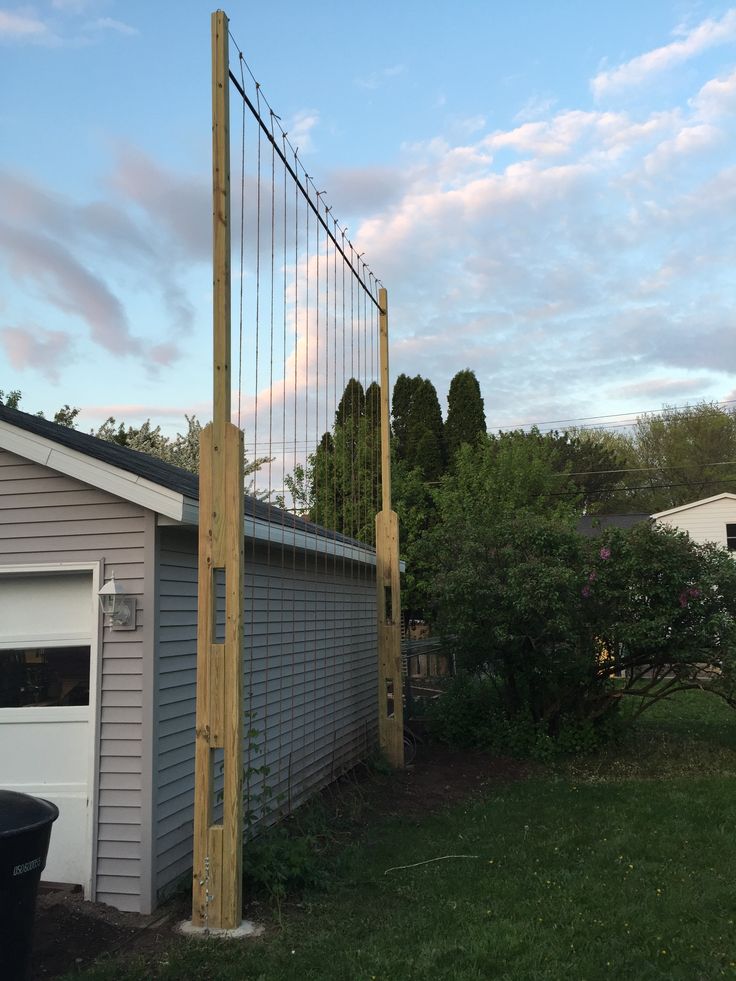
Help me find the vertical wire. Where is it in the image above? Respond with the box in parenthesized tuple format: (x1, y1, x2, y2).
(263, 108, 277, 812)
(291, 147, 299, 776)
(268, 112, 276, 506)
(313, 190, 321, 775)
(300, 163, 312, 780)
(254, 85, 263, 493)
(325, 208, 331, 537)
(278, 128, 288, 804)
(281, 134, 288, 532)
(327, 216, 340, 552)
(326, 212, 335, 743)
(372, 278, 379, 529)
(304, 177, 310, 529)
(349, 243, 362, 574)
(237, 53, 246, 430)
(249, 84, 264, 811)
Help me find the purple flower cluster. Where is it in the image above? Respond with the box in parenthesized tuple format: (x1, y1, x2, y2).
(678, 586, 701, 608)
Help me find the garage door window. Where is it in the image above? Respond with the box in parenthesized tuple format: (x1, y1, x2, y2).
(0, 646, 90, 708)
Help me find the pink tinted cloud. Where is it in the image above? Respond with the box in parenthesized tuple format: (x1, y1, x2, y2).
(0, 324, 74, 381)
(110, 146, 209, 262)
(148, 341, 182, 367)
(0, 10, 48, 39)
(607, 377, 711, 400)
(0, 223, 141, 356)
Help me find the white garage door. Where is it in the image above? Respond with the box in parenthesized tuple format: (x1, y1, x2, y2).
(0, 571, 97, 891)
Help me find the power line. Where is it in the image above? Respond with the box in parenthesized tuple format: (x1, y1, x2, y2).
(561, 460, 736, 478)
(489, 398, 736, 433)
(547, 476, 736, 499)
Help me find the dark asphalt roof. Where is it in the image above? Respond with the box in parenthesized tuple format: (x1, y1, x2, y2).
(0, 403, 372, 551)
(577, 513, 651, 537)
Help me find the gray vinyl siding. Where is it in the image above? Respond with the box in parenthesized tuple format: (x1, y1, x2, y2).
(155, 527, 377, 900)
(0, 448, 151, 913)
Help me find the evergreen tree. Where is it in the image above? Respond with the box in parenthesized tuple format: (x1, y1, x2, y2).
(365, 381, 381, 432)
(445, 369, 486, 460)
(335, 378, 366, 428)
(406, 378, 445, 480)
(391, 373, 417, 461)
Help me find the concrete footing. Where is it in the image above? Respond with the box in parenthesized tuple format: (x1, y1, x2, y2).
(178, 919, 264, 939)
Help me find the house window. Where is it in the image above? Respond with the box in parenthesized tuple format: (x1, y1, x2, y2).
(727, 525, 736, 551)
(0, 646, 90, 708)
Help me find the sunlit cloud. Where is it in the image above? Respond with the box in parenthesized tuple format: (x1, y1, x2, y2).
(85, 17, 138, 36)
(0, 324, 74, 382)
(591, 8, 736, 98)
(0, 9, 48, 40)
(355, 64, 406, 90)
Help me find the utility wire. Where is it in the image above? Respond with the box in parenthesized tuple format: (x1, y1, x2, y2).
(492, 398, 736, 433)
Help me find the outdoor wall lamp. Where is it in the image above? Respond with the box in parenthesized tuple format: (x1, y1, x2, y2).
(98, 572, 137, 631)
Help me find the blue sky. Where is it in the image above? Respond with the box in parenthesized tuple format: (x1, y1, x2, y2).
(1, 0, 735, 451)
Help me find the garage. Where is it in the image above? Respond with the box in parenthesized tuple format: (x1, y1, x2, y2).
(0, 569, 100, 891)
(0, 402, 379, 914)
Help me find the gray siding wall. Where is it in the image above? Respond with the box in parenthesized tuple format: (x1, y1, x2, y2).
(0, 448, 152, 913)
(155, 526, 377, 900)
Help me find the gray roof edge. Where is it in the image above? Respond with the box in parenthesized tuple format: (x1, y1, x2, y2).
(0, 403, 376, 558)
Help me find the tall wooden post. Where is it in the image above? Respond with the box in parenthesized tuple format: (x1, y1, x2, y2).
(192, 9, 245, 931)
(375, 287, 404, 767)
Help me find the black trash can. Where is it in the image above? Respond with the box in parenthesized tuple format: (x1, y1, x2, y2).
(0, 790, 59, 981)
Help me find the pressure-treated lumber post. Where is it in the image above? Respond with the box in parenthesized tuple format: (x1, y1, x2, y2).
(192, 9, 245, 930)
(375, 287, 404, 767)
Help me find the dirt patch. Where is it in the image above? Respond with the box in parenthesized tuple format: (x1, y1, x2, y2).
(32, 888, 148, 979)
(362, 747, 536, 819)
(31, 746, 534, 978)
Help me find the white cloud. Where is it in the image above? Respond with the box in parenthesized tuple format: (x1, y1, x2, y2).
(591, 8, 736, 98)
(51, 0, 99, 11)
(0, 10, 48, 39)
(643, 122, 721, 175)
(286, 110, 319, 154)
(85, 17, 138, 36)
(339, 65, 736, 428)
(355, 64, 406, 90)
(514, 94, 557, 123)
(607, 377, 712, 400)
(691, 67, 736, 118)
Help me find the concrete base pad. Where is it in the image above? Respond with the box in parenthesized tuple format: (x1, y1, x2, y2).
(178, 919, 264, 939)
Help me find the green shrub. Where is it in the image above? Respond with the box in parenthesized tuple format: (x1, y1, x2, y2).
(245, 824, 328, 902)
(427, 674, 623, 760)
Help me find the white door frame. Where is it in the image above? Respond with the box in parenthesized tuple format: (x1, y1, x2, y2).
(0, 561, 102, 899)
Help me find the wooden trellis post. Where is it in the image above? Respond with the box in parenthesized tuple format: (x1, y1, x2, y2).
(375, 287, 404, 767)
(191, 9, 245, 931)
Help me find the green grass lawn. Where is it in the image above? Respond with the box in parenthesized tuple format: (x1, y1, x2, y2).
(70, 691, 736, 981)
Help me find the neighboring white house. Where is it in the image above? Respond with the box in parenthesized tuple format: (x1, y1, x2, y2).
(0, 404, 379, 914)
(651, 493, 736, 551)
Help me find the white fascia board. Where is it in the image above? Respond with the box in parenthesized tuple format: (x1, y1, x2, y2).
(244, 514, 378, 567)
(159, 497, 379, 567)
(652, 492, 736, 520)
(0, 421, 185, 521)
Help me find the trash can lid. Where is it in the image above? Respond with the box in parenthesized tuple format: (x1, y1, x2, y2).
(0, 790, 59, 838)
